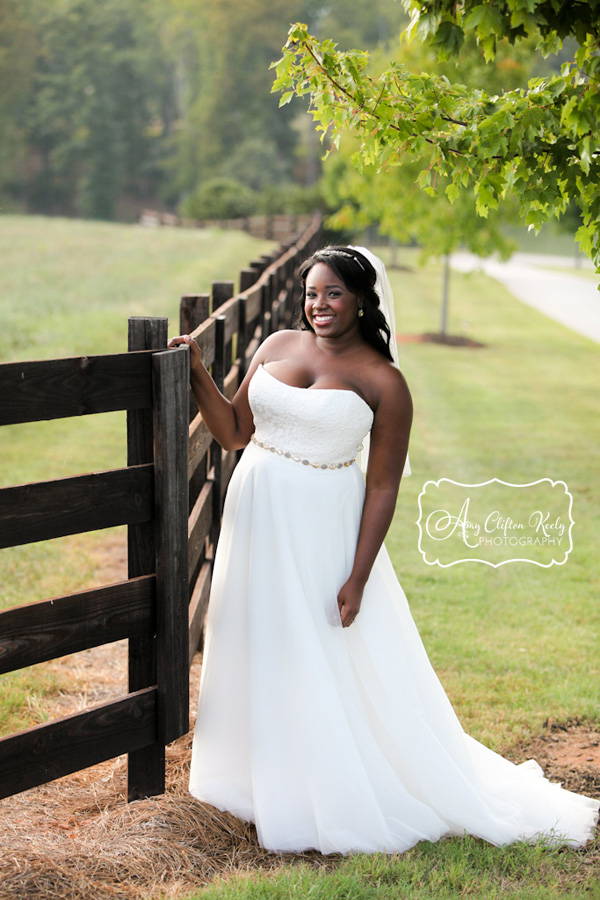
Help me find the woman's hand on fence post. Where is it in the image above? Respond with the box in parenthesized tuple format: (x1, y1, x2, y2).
(167, 334, 202, 368)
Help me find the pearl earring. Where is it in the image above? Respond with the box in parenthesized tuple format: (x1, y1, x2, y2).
(357, 307, 364, 318)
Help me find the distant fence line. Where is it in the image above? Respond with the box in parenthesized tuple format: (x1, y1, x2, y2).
(0, 214, 323, 802)
(139, 209, 316, 243)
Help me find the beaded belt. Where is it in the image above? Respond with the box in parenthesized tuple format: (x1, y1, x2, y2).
(251, 435, 358, 470)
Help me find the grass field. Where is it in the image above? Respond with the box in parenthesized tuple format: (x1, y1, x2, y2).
(185, 841, 600, 900)
(506, 221, 592, 261)
(537, 266, 600, 281)
(0, 218, 598, 898)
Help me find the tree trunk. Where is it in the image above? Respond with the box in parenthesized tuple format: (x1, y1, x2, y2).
(440, 254, 450, 336)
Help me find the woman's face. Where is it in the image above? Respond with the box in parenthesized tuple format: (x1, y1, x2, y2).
(304, 262, 361, 338)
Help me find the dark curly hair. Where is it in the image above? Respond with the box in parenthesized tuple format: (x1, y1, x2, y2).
(297, 246, 393, 362)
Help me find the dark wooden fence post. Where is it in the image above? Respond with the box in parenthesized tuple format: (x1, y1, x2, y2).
(268, 272, 279, 331)
(180, 293, 210, 336)
(152, 347, 189, 744)
(261, 282, 272, 342)
(181, 293, 210, 423)
(180, 294, 210, 514)
(239, 268, 259, 292)
(212, 281, 234, 312)
(212, 281, 234, 372)
(127, 316, 167, 800)
(249, 259, 267, 278)
(208, 283, 231, 559)
(237, 296, 248, 383)
(210, 316, 226, 553)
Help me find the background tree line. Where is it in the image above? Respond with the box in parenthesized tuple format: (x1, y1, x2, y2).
(0, 0, 406, 221)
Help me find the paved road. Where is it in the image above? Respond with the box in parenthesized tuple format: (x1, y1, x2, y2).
(450, 252, 600, 344)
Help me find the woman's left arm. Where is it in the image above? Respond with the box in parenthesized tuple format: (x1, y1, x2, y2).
(337, 369, 413, 627)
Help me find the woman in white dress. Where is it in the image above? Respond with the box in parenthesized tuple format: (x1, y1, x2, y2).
(167, 246, 598, 855)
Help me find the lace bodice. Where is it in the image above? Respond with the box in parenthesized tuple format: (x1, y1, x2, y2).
(248, 364, 374, 467)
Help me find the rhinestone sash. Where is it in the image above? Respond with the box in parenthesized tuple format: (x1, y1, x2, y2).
(251, 434, 358, 470)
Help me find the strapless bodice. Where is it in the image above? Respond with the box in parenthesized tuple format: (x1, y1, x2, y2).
(248, 364, 374, 467)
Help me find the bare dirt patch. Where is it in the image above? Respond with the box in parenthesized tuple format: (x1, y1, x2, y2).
(505, 719, 600, 799)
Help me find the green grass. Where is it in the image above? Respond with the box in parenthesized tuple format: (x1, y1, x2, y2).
(505, 222, 589, 260)
(533, 265, 599, 282)
(0, 215, 275, 362)
(183, 839, 600, 900)
(0, 214, 276, 734)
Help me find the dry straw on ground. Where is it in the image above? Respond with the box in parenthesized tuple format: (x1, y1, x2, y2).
(0, 733, 317, 900)
(0, 648, 332, 900)
(0, 538, 304, 900)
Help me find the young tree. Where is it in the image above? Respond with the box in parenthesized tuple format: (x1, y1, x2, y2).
(321, 37, 536, 334)
(272, 1, 600, 272)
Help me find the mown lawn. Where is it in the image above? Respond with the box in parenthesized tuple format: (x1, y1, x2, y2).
(505, 221, 591, 261)
(183, 840, 600, 900)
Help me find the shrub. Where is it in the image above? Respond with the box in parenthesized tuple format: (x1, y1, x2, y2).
(256, 182, 324, 215)
(179, 177, 258, 220)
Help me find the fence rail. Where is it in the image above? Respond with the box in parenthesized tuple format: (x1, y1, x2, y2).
(0, 351, 153, 425)
(139, 210, 315, 243)
(0, 213, 322, 802)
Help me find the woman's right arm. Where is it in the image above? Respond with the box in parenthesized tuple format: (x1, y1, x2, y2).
(166, 330, 295, 450)
(166, 335, 254, 449)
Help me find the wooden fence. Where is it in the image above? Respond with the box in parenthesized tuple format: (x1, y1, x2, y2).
(0, 214, 322, 802)
(139, 209, 315, 243)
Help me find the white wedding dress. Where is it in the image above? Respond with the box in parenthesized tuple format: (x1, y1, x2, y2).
(189, 363, 599, 854)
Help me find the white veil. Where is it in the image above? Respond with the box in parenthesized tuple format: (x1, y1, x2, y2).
(348, 245, 411, 477)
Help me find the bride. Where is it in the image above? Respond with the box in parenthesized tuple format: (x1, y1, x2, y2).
(167, 246, 598, 855)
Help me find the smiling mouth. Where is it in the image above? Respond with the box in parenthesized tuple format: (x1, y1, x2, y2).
(313, 314, 334, 325)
